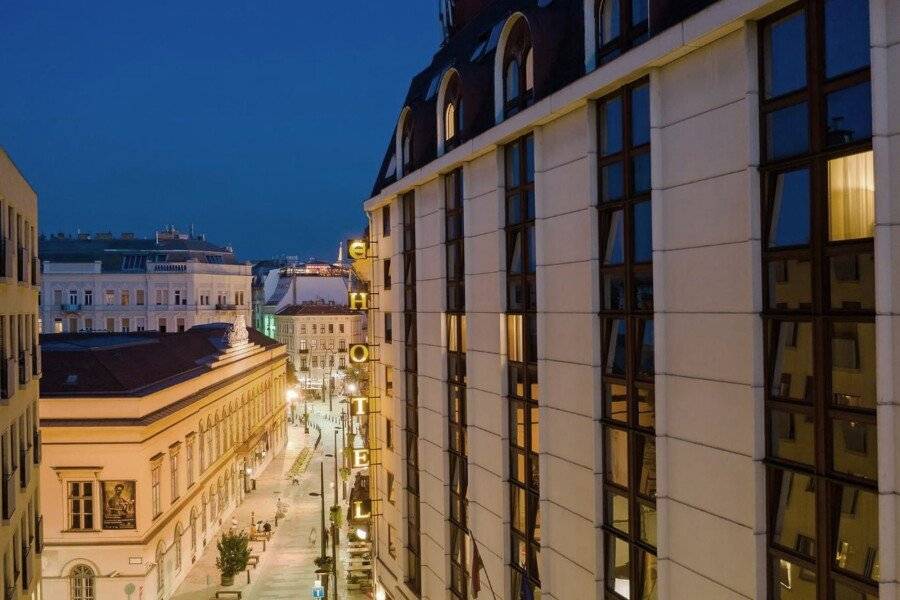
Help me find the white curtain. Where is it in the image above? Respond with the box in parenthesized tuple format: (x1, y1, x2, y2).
(828, 151, 874, 241)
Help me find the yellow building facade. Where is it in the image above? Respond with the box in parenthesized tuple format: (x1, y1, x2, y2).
(0, 149, 43, 600)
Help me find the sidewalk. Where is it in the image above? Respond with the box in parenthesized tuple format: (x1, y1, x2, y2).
(172, 403, 366, 600)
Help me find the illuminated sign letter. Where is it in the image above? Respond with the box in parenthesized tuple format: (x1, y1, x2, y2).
(348, 292, 368, 311)
(351, 396, 368, 417)
(348, 240, 368, 261)
(352, 448, 370, 468)
(349, 344, 369, 363)
(352, 500, 372, 520)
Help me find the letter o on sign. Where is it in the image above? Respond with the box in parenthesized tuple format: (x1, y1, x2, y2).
(349, 344, 369, 363)
(348, 240, 367, 260)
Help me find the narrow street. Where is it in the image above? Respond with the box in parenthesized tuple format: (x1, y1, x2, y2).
(172, 402, 367, 600)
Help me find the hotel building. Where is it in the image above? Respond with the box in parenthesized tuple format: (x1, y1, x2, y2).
(361, 1, 898, 599)
(39, 229, 251, 335)
(37, 322, 287, 600)
(0, 150, 44, 599)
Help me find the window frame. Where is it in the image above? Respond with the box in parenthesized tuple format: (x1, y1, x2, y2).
(596, 0, 650, 67)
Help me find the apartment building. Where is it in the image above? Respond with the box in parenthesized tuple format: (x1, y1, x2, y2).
(38, 322, 287, 600)
(0, 149, 44, 599)
(39, 229, 251, 334)
(273, 301, 365, 390)
(361, 1, 897, 599)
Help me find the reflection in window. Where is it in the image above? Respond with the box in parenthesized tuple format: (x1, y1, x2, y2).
(769, 408, 815, 465)
(832, 417, 877, 480)
(604, 210, 625, 265)
(829, 252, 874, 311)
(834, 485, 879, 580)
(768, 259, 812, 309)
(769, 169, 810, 248)
(770, 321, 813, 402)
(606, 533, 631, 597)
(824, 0, 870, 78)
(771, 469, 817, 558)
(828, 151, 874, 241)
(767, 102, 810, 159)
(763, 10, 806, 98)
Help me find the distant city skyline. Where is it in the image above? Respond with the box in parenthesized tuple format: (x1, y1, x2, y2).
(0, 1, 441, 258)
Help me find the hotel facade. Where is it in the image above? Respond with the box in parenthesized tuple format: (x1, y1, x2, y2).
(0, 150, 44, 599)
(360, 1, 899, 599)
(37, 323, 287, 600)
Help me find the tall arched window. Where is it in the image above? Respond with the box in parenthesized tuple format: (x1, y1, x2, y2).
(206, 416, 213, 463)
(190, 508, 198, 552)
(503, 18, 534, 118)
(596, 0, 649, 66)
(201, 494, 208, 535)
(155, 542, 166, 599)
(70, 564, 95, 600)
(443, 73, 462, 150)
(174, 524, 183, 572)
(199, 423, 206, 471)
(401, 117, 414, 176)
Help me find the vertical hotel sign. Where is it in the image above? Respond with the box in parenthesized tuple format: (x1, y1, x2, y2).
(347, 237, 378, 524)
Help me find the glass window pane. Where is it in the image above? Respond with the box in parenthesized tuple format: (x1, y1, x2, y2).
(834, 485, 879, 581)
(506, 144, 520, 187)
(637, 387, 654, 429)
(525, 136, 535, 183)
(832, 417, 877, 480)
(768, 258, 812, 310)
(605, 426, 629, 488)
(767, 102, 810, 160)
(636, 435, 656, 498)
(606, 490, 629, 533)
(631, 0, 648, 26)
(638, 549, 657, 600)
(633, 153, 651, 194)
(769, 168, 811, 248)
(770, 321, 814, 402)
(602, 162, 625, 203)
(606, 382, 628, 422)
(634, 270, 653, 311)
(639, 503, 657, 549)
(831, 322, 875, 408)
(764, 10, 807, 98)
(602, 272, 627, 310)
(606, 319, 628, 376)
(830, 252, 875, 310)
(769, 408, 815, 466)
(601, 96, 624, 156)
(507, 193, 522, 225)
(605, 533, 631, 598)
(599, 0, 621, 46)
(771, 556, 817, 599)
(636, 318, 654, 378)
(825, 0, 870, 78)
(834, 581, 877, 600)
(633, 201, 652, 263)
(828, 151, 874, 241)
(826, 83, 872, 147)
(603, 210, 626, 266)
(631, 84, 650, 147)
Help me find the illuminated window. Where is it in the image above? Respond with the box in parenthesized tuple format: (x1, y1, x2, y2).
(760, 2, 875, 597)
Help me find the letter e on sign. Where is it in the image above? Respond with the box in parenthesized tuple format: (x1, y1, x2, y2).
(352, 448, 370, 468)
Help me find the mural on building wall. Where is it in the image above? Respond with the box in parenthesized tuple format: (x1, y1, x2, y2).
(102, 481, 137, 529)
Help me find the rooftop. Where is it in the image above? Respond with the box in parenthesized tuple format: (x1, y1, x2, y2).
(276, 302, 359, 317)
(40, 324, 281, 397)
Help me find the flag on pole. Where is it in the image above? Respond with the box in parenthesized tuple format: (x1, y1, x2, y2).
(470, 532, 485, 598)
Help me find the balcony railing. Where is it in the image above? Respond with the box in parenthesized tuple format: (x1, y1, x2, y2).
(17, 352, 25, 386)
(215, 303, 238, 311)
(21, 545, 31, 590)
(34, 514, 43, 554)
(3, 471, 16, 520)
(32, 431, 40, 465)
(16, 247, 26, 283)
(60, 303, 81, 312)
(18, 450, 28, 489)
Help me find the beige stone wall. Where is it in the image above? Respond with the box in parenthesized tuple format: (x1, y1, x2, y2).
(0, 149, 42, 599)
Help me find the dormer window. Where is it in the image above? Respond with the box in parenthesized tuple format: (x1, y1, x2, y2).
(503, 19, 534, 118)
(443, 73, 462, 150)
(401, 117, 413, 176)
(596, 0, 649, 66)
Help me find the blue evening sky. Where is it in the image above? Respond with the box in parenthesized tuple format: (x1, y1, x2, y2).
(0, 2, 440, 260)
